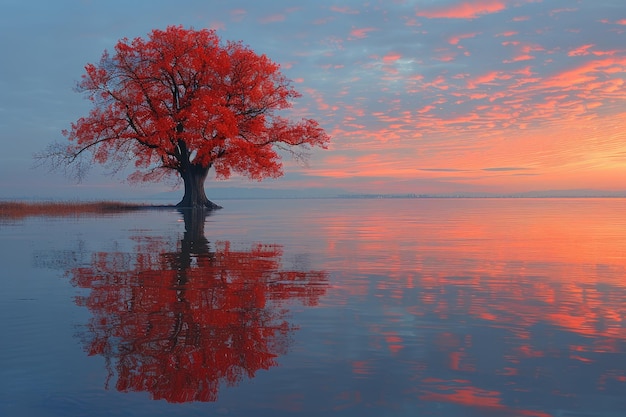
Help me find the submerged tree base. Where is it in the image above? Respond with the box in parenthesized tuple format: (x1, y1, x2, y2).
(176, 165, 222, 210)
(175, 199, 222, 210)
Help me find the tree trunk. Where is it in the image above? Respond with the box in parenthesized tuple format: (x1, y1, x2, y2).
(176, 163, 222, 210)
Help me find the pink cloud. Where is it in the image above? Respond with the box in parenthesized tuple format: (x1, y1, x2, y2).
(544, 58, 626, 88)
(417, 105, 436, 114)
(382, 52, 402, 62)
(313, 16, 335, 25)
(434, 49, 457, 62)
(230, 8, 247, 22)
(467, 71, 499, 89)
(592, 49, 619, 57)
(549, 8, 578, 16)
(303, 87, 337, 112)
(502, 41, 543, 63)
(448, 32, 479, 45)
(513, 66, 533, 77)
(468, 93, 489, 100)
(349, 27, 377, 39)
(259, 14, 286, 24)
(426, 75, 450, 91)
(568, 44, 594, 57)
(330, 6, 360, 14)
(503, 54, 535, 63)
(416, 0, 507, 19)
(209, 21, 225, 31)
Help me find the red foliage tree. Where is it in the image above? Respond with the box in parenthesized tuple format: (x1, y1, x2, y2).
(40, 26, 330, 208)
(67, 222, 328, 402)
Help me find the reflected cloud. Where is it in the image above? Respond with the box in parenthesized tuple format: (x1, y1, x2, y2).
(312, 200, 626, 415)
(62, 209, 328, 403)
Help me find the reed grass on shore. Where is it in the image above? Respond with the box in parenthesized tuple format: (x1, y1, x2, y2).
(0, 201, 157, 220)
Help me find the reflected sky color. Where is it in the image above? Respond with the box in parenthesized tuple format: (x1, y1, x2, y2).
(3, 199, 625, 416)
(207, 199, 626, 416)
(2, 1, 626, 198)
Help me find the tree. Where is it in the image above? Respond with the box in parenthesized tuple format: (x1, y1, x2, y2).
(39, 26, 330, 209)
(66, 212, 328, 402)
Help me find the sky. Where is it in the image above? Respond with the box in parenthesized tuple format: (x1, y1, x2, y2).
(2, 0, 626, 200)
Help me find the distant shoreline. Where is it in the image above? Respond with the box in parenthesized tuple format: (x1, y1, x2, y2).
(335, 194, 626, 199)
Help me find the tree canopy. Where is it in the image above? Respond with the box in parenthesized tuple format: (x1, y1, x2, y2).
(40, 25, 330, 208)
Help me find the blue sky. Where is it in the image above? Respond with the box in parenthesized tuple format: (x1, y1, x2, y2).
(2, 0, 626, 200)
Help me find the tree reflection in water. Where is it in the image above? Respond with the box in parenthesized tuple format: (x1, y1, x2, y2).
(66, 208, 328, 403)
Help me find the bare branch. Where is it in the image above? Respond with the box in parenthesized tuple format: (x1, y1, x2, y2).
(33, 142, 92, 182)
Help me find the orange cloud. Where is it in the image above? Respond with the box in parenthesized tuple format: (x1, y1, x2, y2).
(568, 44, 594, 57)
(417, 0, 507, 19)
(544, 57, 626, 88)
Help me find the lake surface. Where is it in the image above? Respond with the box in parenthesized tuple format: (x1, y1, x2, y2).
(1, 198, 626, 417)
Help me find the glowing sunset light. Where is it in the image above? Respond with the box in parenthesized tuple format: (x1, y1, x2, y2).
(289, 200, 626, 416)
(3, 0, 626, 199)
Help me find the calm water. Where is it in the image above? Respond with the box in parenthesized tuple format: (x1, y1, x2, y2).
(1, 198, 626, 417)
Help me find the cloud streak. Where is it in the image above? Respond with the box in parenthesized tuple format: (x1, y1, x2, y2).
(416, 0, 509, 19)
(482, 167, 533, 172)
